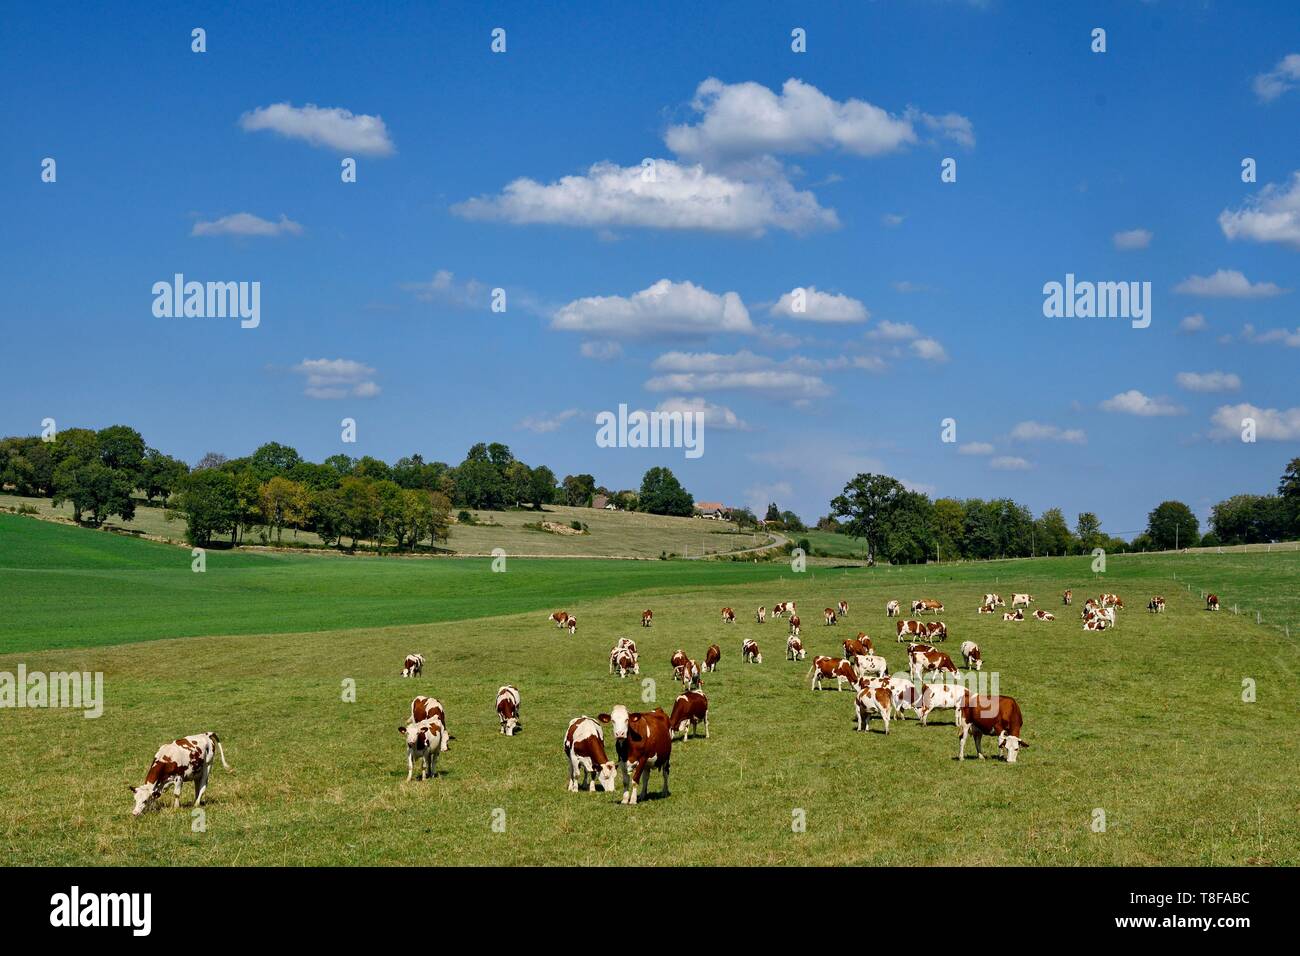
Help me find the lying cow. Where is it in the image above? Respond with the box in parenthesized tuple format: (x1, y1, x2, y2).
(743, 638, 764, 663)
(668, 691, 709, 741)
(1148, 597, 1166, 613)
(854, 684, 893, 734)
(599, 705, 671, 805)
(960, 641, 982, 671)
(1207, 593, 1220, 611)
(977, 603, 996, 614)
(704, 643, 721, 672)
(496, 685, 521, 736)
(785, 635, 804, 661)
(1032, 610, 1055, 621)
(809, 656, 857, 691)
(958, 695, 1029, 763)
(1003, 610, 1025, 622)
(401, 654, 425, 678)
(399, 719, 445, 781)
(411, 696, 451, 751)
(721, 606, 736, 624)
(641, 609, 654, 627)
(1082, 617, 1111, 632)
(130, 732, 231, 816)
(565, 716, 618, 793)
(886, 600, 900, 618)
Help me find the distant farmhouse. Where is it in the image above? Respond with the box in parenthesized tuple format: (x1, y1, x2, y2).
(591, 494, 616, 511)
(693, 501, 731, 520)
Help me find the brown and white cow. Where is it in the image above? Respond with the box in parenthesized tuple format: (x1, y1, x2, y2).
(743, 638, 764, 664)
(668, 691, 709, 741)
(853, 654, 889, 679)
(1082, 606, 1115, 627)
(129, 732, 231, 816)
(411, 696, 451, 751)
(566, 616, 578, 635)
(565, 716, 618, 793)
(610, 638, 639, 673)
(1099, 593, 1124, 609)
(896, 619, 927, 642)
(401, 654, 425, 678)
(785, 635, 805, 661)
(670, 649, 688, 670)
(924, 620, 948, 642)
(912, 599, 944, 614)
(771, 602, 788, 619)
(864, 674, 923, 721)
(1032, 610, 1055, 621)
(977, 603, 996, 614)
(983, 593, 1005, 608)
(1206, 593, 1221, 611)
(641, 609, 654, 627)
(704, 643, 721, 672)
(958, 695, 1029, 763)
(960, 641, 982, 671)
(909, 648, 958, 682)
(599, 705, 671, 805)
(674, 659, 702, 692)
(824, 608, 838, 626)
(919, 683, 969, 726)
(1062, 589, 1073, 606)
(548, 611, 570, 628)
(843, 635, 874, 659)
(1148, 597, 1166, 613)
(886, 600, 901, 618)
(1002, 610, 1025, 622)
(612, 649, 639, 678)
(837, 600, 849, 618)
(854, 684, 894, 735)
(756, 606, 767, 624)
(721, 606, 736, 624)
(1082, 617, 1110, 632)
(496, 685, 521, 736)
(1010, 593, 1033, 608)
(788, 615, 802, 637)
(809, 656, 858, 691)
(399, 720, 445, 781)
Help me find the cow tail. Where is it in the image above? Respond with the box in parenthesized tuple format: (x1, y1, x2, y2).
(211, 733, 232, 770)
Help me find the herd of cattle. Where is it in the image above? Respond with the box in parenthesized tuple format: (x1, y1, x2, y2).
(126, 586, 1221, 813)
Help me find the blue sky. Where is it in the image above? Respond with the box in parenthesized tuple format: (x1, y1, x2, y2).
(3, 0, 1299, 535)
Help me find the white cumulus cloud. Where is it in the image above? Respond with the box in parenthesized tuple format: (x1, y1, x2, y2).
(958, 442, 994, 455)
(1113, 228, 1153, 250)
(1100, 389, 1184, 417)
(552, 279, 753, 338)
(1010, 421, 1087, 444)
(240, 103, 394, 155)
(291, 358, 380, 399)
(191, 212, 303, 238)
(1210, 403, 1300, 440)
(990, 456, 1031, 471)
(768, 286, 869, 323)
(655, 396, 750, 431)
(1253, 53, 1300, 102)
(1174, 269, 1288, 298)
(1219, 172, 1300, 249)
(1176, 371, 1241, 393)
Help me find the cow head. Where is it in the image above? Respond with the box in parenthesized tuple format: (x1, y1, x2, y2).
(595, 761, 619, 792)
(128, 783, 161, 817)
(599, 705, 631, 740)
(502, 714, 519, 736)
(998, 732, 1029, 763)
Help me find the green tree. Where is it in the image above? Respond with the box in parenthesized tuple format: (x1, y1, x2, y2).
(881, 490, 933, 563)
(527, 465, 557, 509)
(931, 498, 966, 560)
(1076, 512, 1104, 551)
(172, 469, 238, 546)
(249, 442, 302, 481)
(456, 458, 505, 510)
(1034, 507, 1075, 556)
(140, 449, 189, 505)
(561, 473, 596, 507)
(638, 467, 694, 516)
(1145, 500, 1200, 550)
(830, 473, 907, 564)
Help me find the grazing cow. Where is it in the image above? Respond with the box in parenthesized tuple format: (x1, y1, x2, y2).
(1002, 610, 1025, 622)
(566, 616, 578, 635)
(756, 606, 767, 624)
(809, 656, 858, 691)
(411, 696, 451, 751)
(599, 706, 672, 805)
(704, 643, 721, 672)
(668, 691, 709, 741)
(401, 654, 425, 678)
(1148, 597, 1165, 613)
(977, 603, 996, 614)
(496, 685, 521, 736)
(864, 674, 923, 721)
(843, 635, 873, 659)
(854, 684, 894, 734)
(957, 695, 1029, 763)
(743, 638, 764, 664)
(824, 608, 838, 626)
(909, 648, 958, 683)
(548, 611, 570, 628)
(960, 641, 982, 671)
(886, 600, 901, 618)
(983, 593, 1005, 608)
(919, 683, 969, 726)
(641, 609, 654, 628)
(785, 635, 805, 661)
(788, 615, 802, 637)
(912, 599, 944, 614)
(1207, 593, 1220, 611)
(1082, 617, 1110, 632)
(613, 649, 639, 678)
(1011, 593, 1033, 608)
(896, 619, 926, 642)
(771, 602, 788, 619)
(1032, 610, 1055, 621)
(837, 600, 849, 619)
(399, 720, 445, 781)
(670, 649, 688, 670)
(129, 732, 231, 816)
(1099, 593, 1124, 609)
(1063, 589, 1073, 606)
(905, 642, 937, 656)
(674, 659, 702, 692)
(721, 606, 736, 624)
(853, 654, 889, 679)
(924, 620, 948, 642)
(564, 717, 618, 793)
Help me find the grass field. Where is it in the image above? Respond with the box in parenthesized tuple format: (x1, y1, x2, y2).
(1, 513, 1297, 866)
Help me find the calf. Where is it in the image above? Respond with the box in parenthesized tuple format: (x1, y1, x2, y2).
(411, 696, 451, 751)
(599, 705, 672, 805)
(788, 615, 802, 637)
(641, 609, 654, 627)
(756, 606, 767, 624)
(910, 648, 958, 682)
(919, 683, 968, 726)
(1032, 610, 1055, 621)
(721, 606, 736, 624)
(924, 620, 948, 642)
(896, 619, 926, 641)
(1002, 610, 1025, 622)
(842, 635, 873, 659)
(1063, 589, 1073, 606)
(809, 656, 857, 691)
(1010, 593, 1033, 607)
(668, 691, 709, 741)
(837, 600, 849, 619)
(1206, 593, 1220, 611)
(958, 695, 1029, 763)
(496, 685, 521, 736)
(401, 653, 425, 678)
(564, 716, 618, 793)
(886, 600, 901, 618)
(548, 611, 570, 628)
(785, 635, 805, 661)
(960, 641, 982, 671)
(824, 608, 838, 626)
(399, 720, 445, 781)
(704, 643, 721, 672)
(1148, 597, 1166, 613)
(854, 684, 893, 734)
(743, 638, 764, 663)
(674, 659, 702, 692)
(129, 732, 231, 816)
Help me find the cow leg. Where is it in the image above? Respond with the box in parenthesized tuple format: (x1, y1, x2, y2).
(407, 750, 415, 782)
(427, 749, 439, 779)
(973, 732, 985, 760)
(958, 722, 969, 760)
(172, 778, 183, 809)
(661, 761, 670, 797)
(194, 764, 212, 807)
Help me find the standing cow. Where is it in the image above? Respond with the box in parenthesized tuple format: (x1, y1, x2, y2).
(886, 600, 900, 618)
(411, 697, 451, 751)
(1206, 593, 1220, 611)
(960, 641, 982, 671)
(599, 705, 671, 805)
(399, 720, 446, 781)
(704, 643, 721, 672)
(743, 638, 764, 663)
(786, 635, 805, 661)
(496, 685, 521, 736)
(565, 716, 618, 793)
(837, 600, 849, 619)
(788, 615, 802, 637)
(668, 691, 709, 741)
(129, 732, 231, 816)
(401, 654, 425, 678)
(641, 609, 654, 627)
(824, 608, 838, 626)
(721, 607, 736, 624)
(957, 695, 1029, 763)
(756, 606, 767, 624)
